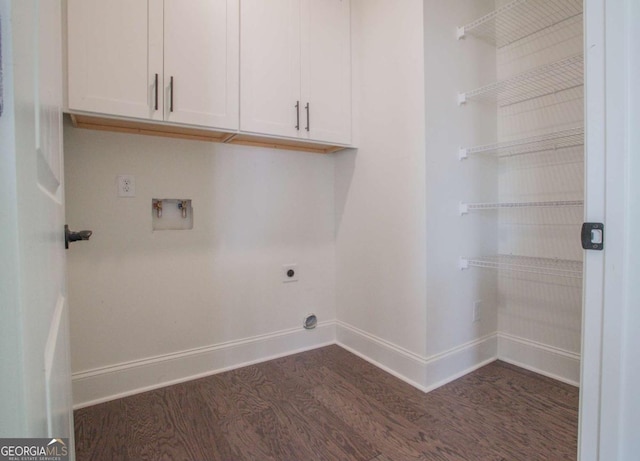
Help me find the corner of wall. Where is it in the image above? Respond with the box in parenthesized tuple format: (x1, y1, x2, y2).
(336, 320, 498, 392)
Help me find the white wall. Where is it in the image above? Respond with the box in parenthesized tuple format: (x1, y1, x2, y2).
(334, 0, 428, 385)
(64, 120, 336, 406)
(335, 0, 499, 389)
(423, 0, 498, 383)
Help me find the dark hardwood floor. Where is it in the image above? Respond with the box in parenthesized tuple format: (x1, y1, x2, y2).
(74, 345, 579, 460)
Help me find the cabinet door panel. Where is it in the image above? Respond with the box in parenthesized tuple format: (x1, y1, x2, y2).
(301, 0, 351, 144)
(240, 0, 301, 138)
(67, 0, 155, 119)
(164, 0, 239, 129)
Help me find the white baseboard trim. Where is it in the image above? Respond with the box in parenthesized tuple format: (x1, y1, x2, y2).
(423, 333, 498, 392)
(336, 321, 498, 393)
(73, 322, 579, 409)
(336, 321, 429, 392)
(72, 321, 336, 409)
(497, 332, 580, 386)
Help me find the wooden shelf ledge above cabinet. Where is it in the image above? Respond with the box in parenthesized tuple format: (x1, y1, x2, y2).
(69, 114, 235, 143)
(227, 133, 346, 154)
(69, 114, 348, 155)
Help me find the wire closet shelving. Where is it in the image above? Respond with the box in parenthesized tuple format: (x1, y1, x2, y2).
(458, 54, 584, 107)
(457, 0, 583, 48)
(458, 126, 584, 159)
(457, 0, 585, 281)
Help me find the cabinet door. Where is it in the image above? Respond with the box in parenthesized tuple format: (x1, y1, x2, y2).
(240, 0, 301, 138)
(67, 0, 158, 119)
(164, 0, 239, 129)
(300, 0, 351, 144)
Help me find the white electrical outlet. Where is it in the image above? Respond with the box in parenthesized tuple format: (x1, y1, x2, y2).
(282, 264, 298, 283)
(473, 300, 482, 323)
(117, 175, 136, 197)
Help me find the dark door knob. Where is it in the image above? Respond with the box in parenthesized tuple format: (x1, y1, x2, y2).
(65, 225, 93, 249)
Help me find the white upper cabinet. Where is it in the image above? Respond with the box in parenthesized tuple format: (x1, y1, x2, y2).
(67, 0, 153, 119)
(240, 0, 301, 139)
(67, 0, 349, 148)
(300, 0, 351, 144)
(163, 0, 239, 129)
(241, 0, 351, 145)
(67, 0, 239, 130)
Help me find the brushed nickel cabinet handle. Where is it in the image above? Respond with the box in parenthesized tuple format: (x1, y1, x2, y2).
(170, 76, 174, 112)
(154, 73, 159, 111)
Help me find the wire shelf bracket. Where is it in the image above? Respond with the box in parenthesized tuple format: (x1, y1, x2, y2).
(457, 0, 583, 48)
(458, 126, 584, 160)
(459, 255, 583, 278)
(458, 54, 584, 107)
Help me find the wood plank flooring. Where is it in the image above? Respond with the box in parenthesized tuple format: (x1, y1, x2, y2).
(74, 345, 579, 460)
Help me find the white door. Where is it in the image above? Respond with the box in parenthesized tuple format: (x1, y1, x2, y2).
(164, 0, 239, 129)
(67, 0, 156, 120)
(580, 0, 640, 459)
(300, 0, 351, 144)
(0, 0, 74, 451)
(240, 0, 301, 138)
(579, 0, 606, 451)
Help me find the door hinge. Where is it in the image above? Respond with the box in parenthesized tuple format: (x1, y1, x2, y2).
(581, 222, 604, 251)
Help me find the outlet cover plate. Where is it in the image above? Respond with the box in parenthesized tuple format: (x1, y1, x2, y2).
(473, 300, 482, 323)
(117, 175, 136, 197)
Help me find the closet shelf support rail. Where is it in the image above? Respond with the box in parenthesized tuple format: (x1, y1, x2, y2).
(459, 200, 584, 215)
(458, 126, 584, 159)
(459, 255, 583, 278)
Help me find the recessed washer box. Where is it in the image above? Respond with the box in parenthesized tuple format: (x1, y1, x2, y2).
(152, 199, 193, 230)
